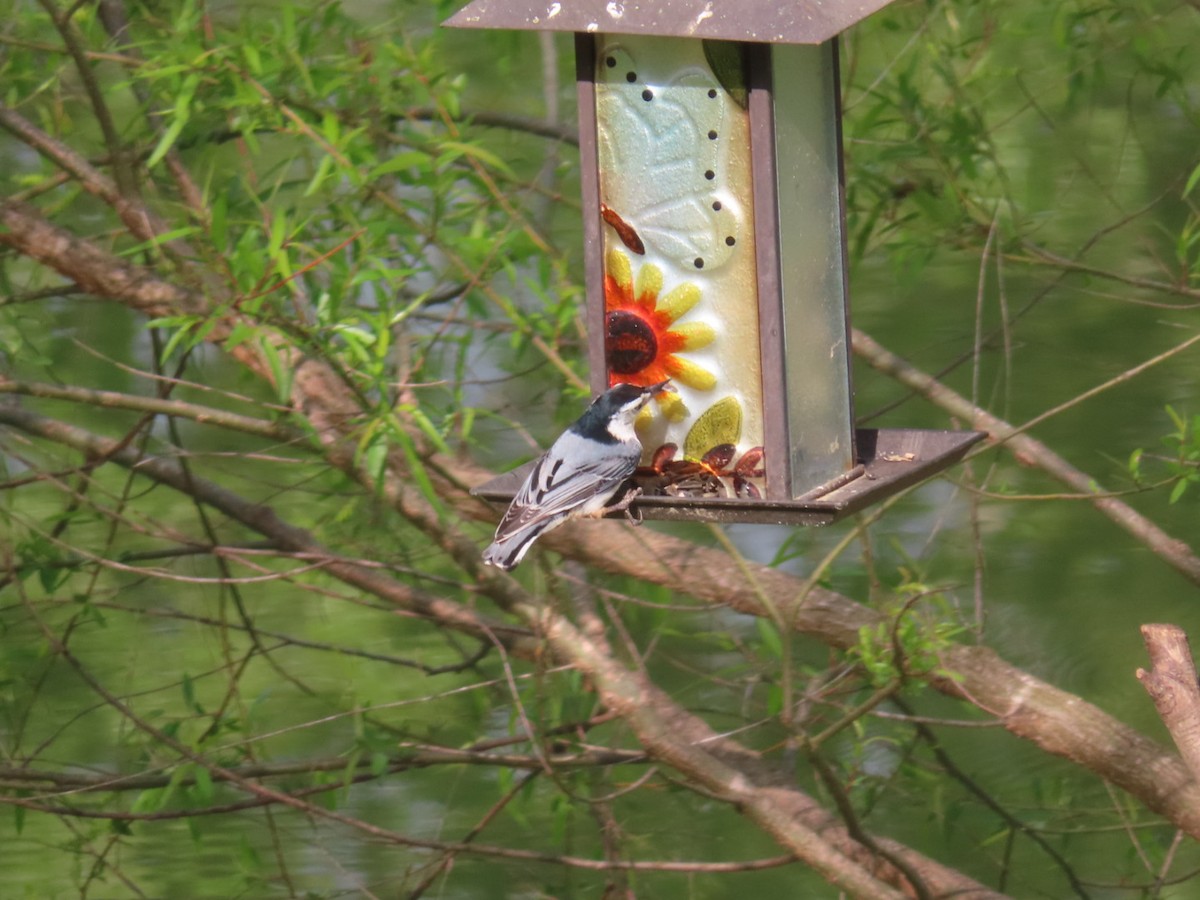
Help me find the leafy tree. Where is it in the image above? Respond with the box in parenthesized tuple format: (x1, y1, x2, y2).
(1, 0, 1199, 896)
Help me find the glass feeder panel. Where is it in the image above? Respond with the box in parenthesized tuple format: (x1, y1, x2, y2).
(773, 43, 855, 492)
(594, 34, 766, 501)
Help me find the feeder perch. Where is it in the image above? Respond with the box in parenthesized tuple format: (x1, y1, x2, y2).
(447, 1, 985, 525)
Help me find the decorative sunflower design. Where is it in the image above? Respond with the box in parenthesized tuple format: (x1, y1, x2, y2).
(603, 249, 716, 421)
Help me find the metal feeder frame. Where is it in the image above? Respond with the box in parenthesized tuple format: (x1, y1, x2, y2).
(448, 2, 985, 525)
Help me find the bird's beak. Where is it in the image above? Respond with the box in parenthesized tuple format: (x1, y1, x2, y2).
(644, 379, 672, 396)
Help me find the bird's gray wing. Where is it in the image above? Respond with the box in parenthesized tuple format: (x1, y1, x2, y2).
(493, 444, 638, 542)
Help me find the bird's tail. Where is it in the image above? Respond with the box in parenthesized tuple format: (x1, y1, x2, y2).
(481, 530, 538, 571)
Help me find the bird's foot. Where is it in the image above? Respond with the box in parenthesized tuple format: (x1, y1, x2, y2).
(604, 486, 643, 525)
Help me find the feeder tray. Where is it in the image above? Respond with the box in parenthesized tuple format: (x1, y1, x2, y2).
(472, 428, 985, 527)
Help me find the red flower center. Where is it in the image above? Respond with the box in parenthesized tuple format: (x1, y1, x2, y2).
(606, 310, 658, 375)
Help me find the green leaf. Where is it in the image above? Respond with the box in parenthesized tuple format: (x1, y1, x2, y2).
(192, 766, 215, 806)
(304, 153, 336, 198)
(237, 835, 263, 872)
(703, 40, 749, 109)
(398, 436, 443, 514)
(222, 320, 256, 351)
(1166, 404, 1186, 433)
(764, 683, 783, 717)
(320, 110, 341, 144)
(259, 339, 293, 404)
(154, 317, 201, 363)
(110, 818, 133, 836)
(131, 787, 166, 814)
(242, 42, 262, 76)
(368, 151, 434, 180)
(1127, 447, 1143, 478)
(458, 406, 475, 443)
(181, 671, 204, 715)
(437, 139, 514, 177)
(124, 227, 205, 257)
(147, 73, 201, 169)
(1169, 478, 1189, 504)
(407, 407, 451, 454)
(363, 436, 388, 486)
(209, 193, 228, 249)
(1185, 161, 1200, 199)
(37, 560, 63, 593)
(755, 617, 783, 660)
(267, 211, 289, 259)
(684, 397, 743, 460)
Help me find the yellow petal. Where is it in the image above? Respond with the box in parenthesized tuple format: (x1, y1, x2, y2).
(657, 282, 701, 322)
(656, 390, 689, 421)
(634, 261, 663, 300)
(606, 248, 632, 289)
(669, 321, 716, 350)
(664, 356, 717, 391)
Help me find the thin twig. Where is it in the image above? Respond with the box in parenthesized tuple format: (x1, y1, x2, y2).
(852, 326, 1200, 587)
(897, 697, 1090, 899)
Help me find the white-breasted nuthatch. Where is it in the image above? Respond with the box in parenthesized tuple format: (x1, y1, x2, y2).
(482, 380, 670, 570)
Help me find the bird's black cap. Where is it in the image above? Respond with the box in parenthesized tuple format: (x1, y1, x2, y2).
(570, 381, 670, 443)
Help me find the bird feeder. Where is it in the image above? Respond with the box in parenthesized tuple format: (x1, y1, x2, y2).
(448, 1, 984, 525)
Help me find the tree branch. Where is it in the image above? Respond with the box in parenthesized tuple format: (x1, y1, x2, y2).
(0, 377, 293, 441)
(1138, 624, 1200, 785)
(0, 105, 160, 246)
(851, 327, 1200, 587)
(528, 600, 1006, 899)
(1, 404, 1002, 896)
(0, 198, 208, 317)
(8, 185, 1200, 878)
(0, 404, 534, 656)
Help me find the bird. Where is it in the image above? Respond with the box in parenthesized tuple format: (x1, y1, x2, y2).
(482, 380, 670, 570)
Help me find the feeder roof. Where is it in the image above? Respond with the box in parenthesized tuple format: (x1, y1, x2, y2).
(443, 0, 901, 45)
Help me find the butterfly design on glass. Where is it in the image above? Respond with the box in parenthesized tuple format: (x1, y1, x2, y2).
(596, 44, 743, 274)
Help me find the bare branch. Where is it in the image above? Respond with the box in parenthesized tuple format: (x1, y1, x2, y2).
(852, 327, 1200, 587)
(0, 105, 160, 244)
(529, 600, 1007, 899)
(1138, 624, 1200, 785)
(0, 404, 534, 655)
(0, 377, 298, 442)
(0, 198, 208, 318)
(934, 643, 1200, 839)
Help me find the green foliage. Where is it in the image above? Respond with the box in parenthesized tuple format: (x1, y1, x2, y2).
(844, 0, 1199, 289)
(849, 578, 967, 687)
(1129, 405, 1200, 503)
(3, 0, 574, 461)
(2, 0, 1200, 895)
(1162, 405, 1200, 504)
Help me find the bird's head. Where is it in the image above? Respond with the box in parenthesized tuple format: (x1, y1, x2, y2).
(576, 380, 671, 443)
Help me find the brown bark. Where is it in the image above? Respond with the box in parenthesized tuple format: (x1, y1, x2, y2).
(5, 193, 1200, 881)
(936, 644, 1200, 836)
(1138, 624, 1200, 786)
(0, 401, 1004, 899)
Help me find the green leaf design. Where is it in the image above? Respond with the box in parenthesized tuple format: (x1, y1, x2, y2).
(702, 40, 749, 109)
(684, 396, 742, 460)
